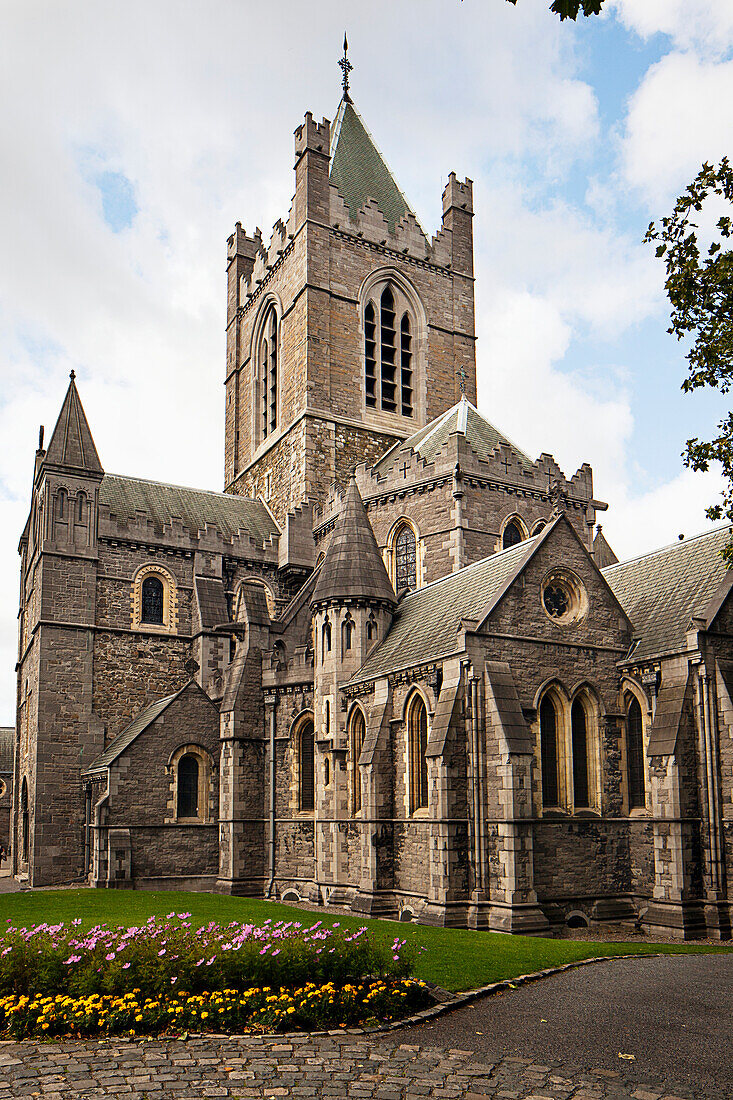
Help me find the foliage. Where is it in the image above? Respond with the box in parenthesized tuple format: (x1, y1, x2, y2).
(505, 0, 605, 20)
(0, 979, 430, 1040)
(0, 914, 411, 1000)
(644, 159, 733, 557)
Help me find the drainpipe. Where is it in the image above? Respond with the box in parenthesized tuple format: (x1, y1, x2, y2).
(92, 776, 109, 887)
(266, 697, 277, 897)
(468, 667, 482, 894)
(473, 672, 487, 893)
(83, 785, 92, 878)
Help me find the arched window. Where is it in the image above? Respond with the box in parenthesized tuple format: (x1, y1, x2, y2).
(366, 615, 378, 645)
(56, 489, 67, 519)
(141, 576, 165, 625)
(394, 524, 417, 592)
(539, 696, 559, 807)
(626, 697, 646, 810)
(76, 492, 86, 522)
(258, 304, 278, 441)
(350, 708, 366, 814)
(571, 699, 589, 809)
(177, 754, 199, 818)
(20, 778, 29, 864)
(299, 721, 315, 812)
(324, 756, 331, 787)
(342, 615, 354, 653)
(324, 698, 330, 737)
(364, 283, 415, 417)
(408, 694, 429, 813)
(503, 520, 523, 549)
(322, 620, 332, 659)
(531, 520, 546, 536)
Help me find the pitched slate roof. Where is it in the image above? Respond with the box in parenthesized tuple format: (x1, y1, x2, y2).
(311, 478, 396, 609)
(0, 729, 14, 774)
(602, 526, 733, 662)
(44, 374, 103, 474)
(373, 397, 533, 476)
(351, 536, 538, 683)
(84, 693, 178, 774)
(100, 474, 279, 545)
(195, 577, 229, 630)
(329, 99, 421, 237)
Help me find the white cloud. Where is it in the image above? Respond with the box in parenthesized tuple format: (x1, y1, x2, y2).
(621, 51, 733, 207)
(613, 0, 733, 56)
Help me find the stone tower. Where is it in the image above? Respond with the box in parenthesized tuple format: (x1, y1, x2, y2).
(309, 477, 396, 904)
(14, 374, 105, 884)
(224, 93, 477, 524)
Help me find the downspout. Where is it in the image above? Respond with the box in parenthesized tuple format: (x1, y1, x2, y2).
(92, 775, 109, 887)
(83, 784, 92, 878)
(266, 698, 277, 897)
(468, 667, 482, 894)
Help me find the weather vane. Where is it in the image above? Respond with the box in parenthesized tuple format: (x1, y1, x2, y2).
(339, 33, 353, 102)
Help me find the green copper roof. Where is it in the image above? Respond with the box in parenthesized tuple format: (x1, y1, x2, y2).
(100, 475, 279, 545)
(330, 99, 421, 237)
(602, 526, 733, 662)
(373, 397, 533, 476)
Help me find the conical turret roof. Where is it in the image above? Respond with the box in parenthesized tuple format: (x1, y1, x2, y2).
(44, 372, 103, 474)
(311, 478, 396, 609)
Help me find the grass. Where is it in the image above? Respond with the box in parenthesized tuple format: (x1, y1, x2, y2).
(0, 889, 729, 993)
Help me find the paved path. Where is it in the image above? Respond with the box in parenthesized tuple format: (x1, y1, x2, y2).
(0, 954, 728, 1099)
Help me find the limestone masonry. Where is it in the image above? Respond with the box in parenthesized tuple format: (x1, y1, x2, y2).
(11, 84, 733, 938)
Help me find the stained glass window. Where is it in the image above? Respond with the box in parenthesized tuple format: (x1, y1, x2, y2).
(571, 699, 589, 808)
(141, 577, 164, 625)
(626, 698, 646, 809)
(300, 722, 315, 811)
(177, 755, 199, 818)
(395, 525, 416, 592)
(540, 696, 559, 807)
(503, 520, 523, 548)
(409, 695, 429, 812)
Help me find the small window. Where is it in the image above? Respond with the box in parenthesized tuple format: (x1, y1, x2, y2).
(322, 620, 332, 658)
(540, 696, 559, 807)
(394, 524, 417, 592)
(408, 694, 429, 813)
(503, 520, 523, 549)
(300, 722, 315, 811)
(141, 576, 165, 625)
(342, 616, 354, 653)
(350, 708, 366, 814)
(177, 754, 199, 818)
(324, 757, 331, 787)
(571, 699, 589, 809)
(56, 489, 67, 519)
(626, 697, 646, 810)
(366, 616, 377, 644)
(76, 492, 86, 522)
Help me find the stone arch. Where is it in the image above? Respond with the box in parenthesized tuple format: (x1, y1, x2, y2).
(358, 268, 427, 423)
(348, 703, 367, 815)
(131, 563, 178, 633)
(404, 688, 430, 815)
(166, 743, 214, 823)
(620, 678, 650, 814)
(499, 513, 529, 551)
(386, 516, 420, 593)
(290, 712, 315, 814)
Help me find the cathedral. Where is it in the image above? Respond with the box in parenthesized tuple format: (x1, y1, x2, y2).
(11, 69, 733, 939)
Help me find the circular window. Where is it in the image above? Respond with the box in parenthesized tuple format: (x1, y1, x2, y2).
(541, 570, 587, 626)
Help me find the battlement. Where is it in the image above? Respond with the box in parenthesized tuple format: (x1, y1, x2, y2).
(294, 112, 330, 159)
(442, 173, 473, 215)
(239, 217, 292, 302)
(227, 221, 262, 263)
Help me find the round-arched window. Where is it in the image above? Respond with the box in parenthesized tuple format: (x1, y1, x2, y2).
(141, 576, 165, 625)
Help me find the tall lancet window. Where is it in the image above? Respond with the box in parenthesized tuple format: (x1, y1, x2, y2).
(364, 282, 416, 417)
(259, 304, 278, 440)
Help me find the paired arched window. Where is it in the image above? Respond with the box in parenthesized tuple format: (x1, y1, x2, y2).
(177, 754, 199, 818)
(538, 689, 600, 813)
(408, 694, 429, 813)
(503, 519, 524, 549)
(258, 303, 279, 441)
(350, 708, 366, 814)
(626, 696, 646, 810)
(141, 576, 165, 625)
(299, 721, 315, 812)
(364, 283, 414, 416)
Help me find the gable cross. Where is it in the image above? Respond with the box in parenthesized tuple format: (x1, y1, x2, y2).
(400, 460, 410, 479)
(501, 456, 511, 476)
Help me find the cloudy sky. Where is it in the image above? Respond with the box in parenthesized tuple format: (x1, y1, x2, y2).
(2, 0, 733, 723)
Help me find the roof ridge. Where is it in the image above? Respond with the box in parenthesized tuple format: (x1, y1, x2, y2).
(602, 523, 733, 574)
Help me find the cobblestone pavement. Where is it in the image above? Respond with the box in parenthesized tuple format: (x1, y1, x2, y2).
(0, 1032, 712, 1100)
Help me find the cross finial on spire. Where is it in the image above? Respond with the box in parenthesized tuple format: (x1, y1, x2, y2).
(69, 369, 76, 382)
(339, 33, 353, 102)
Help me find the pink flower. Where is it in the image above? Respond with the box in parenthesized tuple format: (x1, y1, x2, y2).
(171, 976, 177, 984)
(105, 953, 115, 961)
(122, 962, 131, 969)
(158, 949, 166, 956)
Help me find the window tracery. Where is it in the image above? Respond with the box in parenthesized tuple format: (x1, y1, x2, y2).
(364, 282, 415, 417)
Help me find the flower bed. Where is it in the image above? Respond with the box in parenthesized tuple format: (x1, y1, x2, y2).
(0, 915, 431, 1038)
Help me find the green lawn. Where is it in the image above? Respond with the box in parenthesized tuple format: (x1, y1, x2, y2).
(1, 889, 729, 992)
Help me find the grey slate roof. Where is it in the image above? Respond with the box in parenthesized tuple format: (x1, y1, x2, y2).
(195, 577, 229, 630)
(84, 693, 178, 774)
(311, 478, 396, 609)
(647, 675, 689, 755)
(0, 729, 14, 773)
(373, 397, 533, 476)
(44, 375, 103, 474)
(602, 526, 733, 662)
(329, 99, 421, 237)
(100, 474, 279, 545)
(352, 537, 537, 683)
